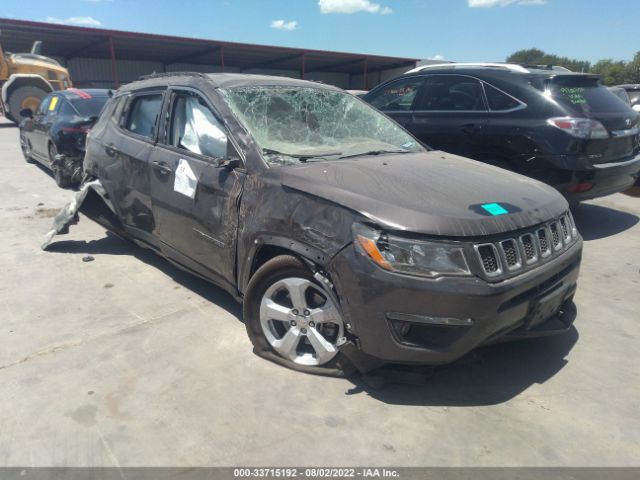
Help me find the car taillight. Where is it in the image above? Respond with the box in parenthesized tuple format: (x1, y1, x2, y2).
(547, 117, 609, 139)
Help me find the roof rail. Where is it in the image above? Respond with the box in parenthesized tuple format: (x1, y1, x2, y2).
(519, 64, 572, 72)
(405, 62, 530, 74)
(138, 71, 209, 81)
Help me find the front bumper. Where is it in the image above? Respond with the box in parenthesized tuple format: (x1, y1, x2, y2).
(330, 238, 582, 365)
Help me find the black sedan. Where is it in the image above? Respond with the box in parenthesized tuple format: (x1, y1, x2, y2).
(19, 88, 110, 187)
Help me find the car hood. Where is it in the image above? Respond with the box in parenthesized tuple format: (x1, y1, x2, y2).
(275, 151, 568, 237)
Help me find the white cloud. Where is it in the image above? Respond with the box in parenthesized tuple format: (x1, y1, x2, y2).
(468, 0, 547, 7)
(270, 19, 298, 31)
(319, 0, 393, 15)
(45, 16, 102, 26)
(429, 54, 445, 61)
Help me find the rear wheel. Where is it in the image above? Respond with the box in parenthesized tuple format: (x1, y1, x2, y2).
(7, 86, 48, 123)
(244, 255, 354, 376)
(49, 142, 73, 189)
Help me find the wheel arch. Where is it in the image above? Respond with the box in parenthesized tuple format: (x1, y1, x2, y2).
(239, 235, 330, 295)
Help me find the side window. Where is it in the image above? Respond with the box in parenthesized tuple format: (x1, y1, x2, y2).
(37, 95, 52, 115)
(484, 83, 523, 111)
(168, 92, 228, 159)
(124, 94, 163, 139)
(59, 101, 77, 117)
(416, 75, 486, 111)
(366, 78, 423, 111)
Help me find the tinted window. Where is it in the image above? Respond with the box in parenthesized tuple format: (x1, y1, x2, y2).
(168, 93, 228, 159)
(125, 94, 163, 139)
(417, 76, 486, 111)
(484, 83, 523, 111)
(366, 78, 423, 111)
(550, 78, 631, 115)
(70, 97, 109, 117)
(59, 101, 76, 117)
(111, 96, 127, 124)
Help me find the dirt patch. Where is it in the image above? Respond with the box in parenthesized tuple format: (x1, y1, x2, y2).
(36, 207, 60, 218)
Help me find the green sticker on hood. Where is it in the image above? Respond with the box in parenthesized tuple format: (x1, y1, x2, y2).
(481, 203, 509, 216)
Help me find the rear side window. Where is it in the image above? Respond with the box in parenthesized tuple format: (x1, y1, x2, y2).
(70, 97, 109, 117)
(550, 77, 631, 115)
(366, 78, 423, 111)
(416, 75, 486, 111)
(484, 83, 523, 111)
(37, 96, 52, 115)
(168, 92, 228, 159)
(124, 94, 163, 139)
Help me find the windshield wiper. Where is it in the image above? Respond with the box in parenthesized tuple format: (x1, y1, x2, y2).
(262, 148, 342, 162)
(339, 149, 411, 159)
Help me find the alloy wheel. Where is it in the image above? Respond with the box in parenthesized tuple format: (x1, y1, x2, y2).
(259, 277, 343, 366)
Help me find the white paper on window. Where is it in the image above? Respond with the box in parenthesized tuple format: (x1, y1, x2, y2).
(174, 158, 198, 199)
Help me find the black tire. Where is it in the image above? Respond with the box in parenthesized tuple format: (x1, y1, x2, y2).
(7, 85, 48, 123)
(20, 133, 35, 163)
(243, 255, 355, 377)
(49, 142, 73, 189)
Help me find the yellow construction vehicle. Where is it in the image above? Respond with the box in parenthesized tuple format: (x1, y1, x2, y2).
(0, 32, 72, 123)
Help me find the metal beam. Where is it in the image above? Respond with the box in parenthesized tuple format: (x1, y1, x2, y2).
(108, 35, 119, 88)
(240, 52, 303, 72)
(164, 45, 221, 65)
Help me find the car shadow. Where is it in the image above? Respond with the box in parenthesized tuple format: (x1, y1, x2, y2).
(344, 327, 579, 406)
(0, 122, 17, 129)
(46, 231, 243, 321)
(571, 202, 638, 241)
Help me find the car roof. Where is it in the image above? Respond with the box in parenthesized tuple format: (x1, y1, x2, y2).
(118, 72, 342, 94)
(616, 84, 640, 91)
(402, 63, 594, 81)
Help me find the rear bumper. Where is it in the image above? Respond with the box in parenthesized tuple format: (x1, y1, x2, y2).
(532, 153, 640, 202)
(330, 238, 582, 365)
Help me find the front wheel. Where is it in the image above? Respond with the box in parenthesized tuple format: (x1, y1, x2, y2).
(243, 255, 354, 376)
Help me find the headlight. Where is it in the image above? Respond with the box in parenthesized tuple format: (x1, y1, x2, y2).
(352, 223, 471, 278)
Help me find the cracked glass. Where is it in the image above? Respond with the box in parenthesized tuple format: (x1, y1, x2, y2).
(221, 86, 423, 165)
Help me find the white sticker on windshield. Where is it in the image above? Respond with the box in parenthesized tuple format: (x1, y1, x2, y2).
(174, 159, 198, 199)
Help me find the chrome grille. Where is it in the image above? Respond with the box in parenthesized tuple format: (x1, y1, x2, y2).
(474, 213, 578, 279)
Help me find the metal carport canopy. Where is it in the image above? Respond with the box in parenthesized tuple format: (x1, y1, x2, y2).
(0, 18, 418, 88)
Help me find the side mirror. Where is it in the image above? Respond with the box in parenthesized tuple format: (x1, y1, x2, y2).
(20, 108, 33, 119)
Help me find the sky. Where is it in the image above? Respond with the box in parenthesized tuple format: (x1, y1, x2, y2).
(2, 0, 637, 63)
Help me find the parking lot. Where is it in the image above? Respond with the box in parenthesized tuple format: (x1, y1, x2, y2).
(0, 116, 639, 466)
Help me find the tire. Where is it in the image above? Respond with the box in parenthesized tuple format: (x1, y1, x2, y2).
(7, 86, 48, 123)
(49, 142, 73, 189)
(243, 255, 355, 377)
(20, 133, 35, 163)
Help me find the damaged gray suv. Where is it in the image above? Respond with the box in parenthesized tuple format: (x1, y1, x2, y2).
(49, 72, 583, 376)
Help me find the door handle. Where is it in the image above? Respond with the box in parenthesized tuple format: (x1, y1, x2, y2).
(104, 143, 117, 157)
(152, 160, 173, 175)
(461, 123, 482, 134)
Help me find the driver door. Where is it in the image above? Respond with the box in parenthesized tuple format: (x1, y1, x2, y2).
(149, 88, 245, 285)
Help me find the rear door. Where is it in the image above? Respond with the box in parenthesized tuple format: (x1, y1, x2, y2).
(149, 88, 245, 284)
(364, 76, 424, 128)
(101, 90, 165, 237)
(408, 75, 488, 157)
(548, 76, 639, 164)
(31, 94, 57, 158)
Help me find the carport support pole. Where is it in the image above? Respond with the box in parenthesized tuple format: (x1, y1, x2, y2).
(363, 58, 368, 90)
(300, 53, 306, 79)
(220, 46, 225, 73)
(108, 35, 120, 88)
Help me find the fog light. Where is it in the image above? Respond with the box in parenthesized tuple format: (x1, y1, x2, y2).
(387, 312, 473, 326)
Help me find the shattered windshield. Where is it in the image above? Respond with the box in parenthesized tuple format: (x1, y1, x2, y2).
(221, 86, 423, 165)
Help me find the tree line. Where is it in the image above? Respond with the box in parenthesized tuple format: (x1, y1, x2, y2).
(506, 48, 640, 86)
